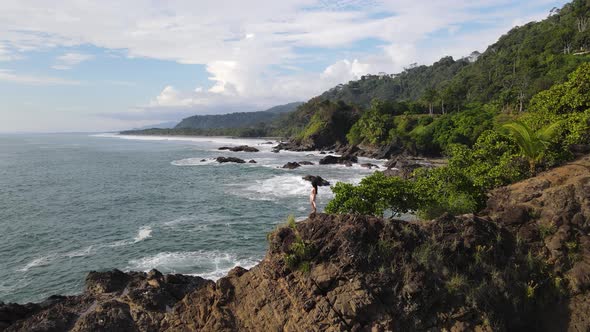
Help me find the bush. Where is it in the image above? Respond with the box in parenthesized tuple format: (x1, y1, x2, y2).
(325, 172, 418, 217)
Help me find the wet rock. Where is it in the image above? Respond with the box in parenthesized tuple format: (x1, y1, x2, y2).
(383, 156, 429, 179)
(361, 163, 379, 169)
(248, 160, 257, 164)
(318, 154, 358, 166)
(218, 145, 259, 152)
(216, 157, 246, 164)
(302, 175, 330, 186)
(299, 161, 314, 165)
(282, 162, 301, 169)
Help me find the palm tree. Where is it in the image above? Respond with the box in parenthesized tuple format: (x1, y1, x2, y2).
(502, 121, 560, 175)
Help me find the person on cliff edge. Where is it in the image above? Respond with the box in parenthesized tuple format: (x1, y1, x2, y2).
(310, 179, 318, 214)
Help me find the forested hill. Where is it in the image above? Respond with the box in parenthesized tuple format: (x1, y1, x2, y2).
(317, 56, 472, 108)
(274, 0, 590, 156)
(317, 0, 590, 111)
(174, 101, 303, 129)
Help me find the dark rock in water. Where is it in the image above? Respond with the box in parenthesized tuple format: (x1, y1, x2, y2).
(282, 162, 301, 169)
(218, 145, 259, 152)
(200, 159, 207, 162)
(318, 154, 358, 166)
(248, 160, 257, 164)
(361, 163, 379, 169)
(383, 155, 429, 179)
(263, 141, 274, 145)
(302, 175, 330, 186)
(319, 151, 326, 155)
(216, 157, 246, 164)
(299, 161, 314, 165)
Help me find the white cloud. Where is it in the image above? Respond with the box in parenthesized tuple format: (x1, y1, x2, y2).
(321, 59, 370, 84)
(0, 0, 569, 129)
(52, 52, 94, 70)
(0, 69, 81, 85)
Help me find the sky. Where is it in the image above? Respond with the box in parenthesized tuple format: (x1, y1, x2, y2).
(0, 0, 570, 133)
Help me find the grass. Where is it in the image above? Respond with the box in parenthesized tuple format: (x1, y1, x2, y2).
(525, 280, 538, 299)
(446, 274, 467, 294)
(538, 222, 557, 239)
(566, 240, 582, 265)
(287, 214, 297, 229)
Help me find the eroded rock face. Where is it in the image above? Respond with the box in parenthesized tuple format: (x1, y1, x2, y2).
(1, 270, 212, 332)
(484, 155, 590, 298)
(3, 155, 590, 332)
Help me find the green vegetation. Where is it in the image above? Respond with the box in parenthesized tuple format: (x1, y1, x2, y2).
(326, 172, 417, 217)
(281, 215, 315, 273)
(503, 121, 561, 174)
(327, 62, 590, 218)
(446, 274, 467, 295)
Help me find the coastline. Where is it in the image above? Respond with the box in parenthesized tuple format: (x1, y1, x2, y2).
(3, 154, 590, 331)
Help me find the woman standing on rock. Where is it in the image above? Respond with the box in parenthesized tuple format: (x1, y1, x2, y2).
(310, 179, 318, 214)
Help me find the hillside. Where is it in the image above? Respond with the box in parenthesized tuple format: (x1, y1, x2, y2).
(174, 102, 303, 129)
(2, 154, 589, 331)
(271, 0, 590, 156)
(317, 1, 590, 111)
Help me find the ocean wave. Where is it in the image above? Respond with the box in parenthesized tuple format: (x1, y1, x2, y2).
(134, 226, 152, 242)
(64, 245, 95, 258)
(127, 250, 258, 280)
(106, 225, 153, 248)
(170, 158, 217, 166)
(243, 175, 310, 200)
(17, 254, 58, 272)
(164, 216, 194, 227)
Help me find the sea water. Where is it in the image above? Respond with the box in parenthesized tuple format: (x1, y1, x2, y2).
(0, 133, 385, 303)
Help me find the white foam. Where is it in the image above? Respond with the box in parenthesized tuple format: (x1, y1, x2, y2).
(134, 226, 152, 242)
(164, 216, 194, 227)
(65, 245, 95, 258)
(18, 254, 58, 272)
(127, 250, 258, 280)
(240, 175, 311, 201)
(171, 158, 217, 166)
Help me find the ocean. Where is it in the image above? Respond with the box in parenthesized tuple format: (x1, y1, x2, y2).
(0, 133, 384, 303)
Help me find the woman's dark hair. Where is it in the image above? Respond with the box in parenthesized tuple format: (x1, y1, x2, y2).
(311, 178, 319, 191)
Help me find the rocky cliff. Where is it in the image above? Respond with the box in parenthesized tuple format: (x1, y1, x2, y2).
(2, 156, 590, 331)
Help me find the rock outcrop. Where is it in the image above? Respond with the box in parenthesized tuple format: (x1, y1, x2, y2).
(2, 156, 590, 331)
(218, 146, 259, 152)
(282, 162, 301, 169)
(216, 157, 246, 164)
(318, 154, 358, 167)
(302, 175, 330, 187)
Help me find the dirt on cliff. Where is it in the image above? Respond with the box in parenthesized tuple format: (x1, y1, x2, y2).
(1, 156, 589, 332)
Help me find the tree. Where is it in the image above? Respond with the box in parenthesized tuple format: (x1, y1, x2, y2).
(502, 121, 560, 174)
(422, 87, 438, 116)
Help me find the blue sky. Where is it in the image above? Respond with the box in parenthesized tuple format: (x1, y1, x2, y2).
(0, 0, 569, 132)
